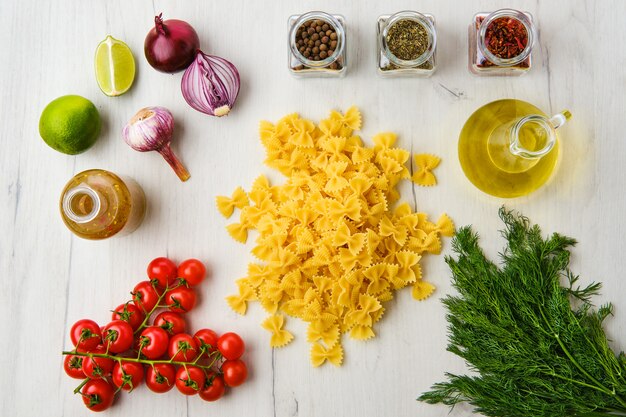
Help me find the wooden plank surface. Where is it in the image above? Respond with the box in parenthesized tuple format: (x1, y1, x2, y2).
(1, 0, 624, 416)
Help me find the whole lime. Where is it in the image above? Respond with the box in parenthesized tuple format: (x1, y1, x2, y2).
(39, 95, 101, 155)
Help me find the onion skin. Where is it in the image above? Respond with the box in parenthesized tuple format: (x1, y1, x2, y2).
(122, 107, 190, 182)
(181, 50, 240, 117)
(144, 14, 200, 73)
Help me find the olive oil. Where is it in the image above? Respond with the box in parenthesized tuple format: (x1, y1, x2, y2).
(60, 169, 146, 239)
(458, 99, 560, 198)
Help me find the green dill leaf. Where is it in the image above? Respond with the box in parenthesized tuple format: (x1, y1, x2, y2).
(419, 207, 626, 417)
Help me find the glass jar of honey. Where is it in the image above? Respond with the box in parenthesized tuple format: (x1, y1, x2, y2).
(60, 169, 146, 240)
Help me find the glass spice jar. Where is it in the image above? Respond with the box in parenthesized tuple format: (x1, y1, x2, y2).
(377, 11, 437, 77)
(288, 11, 347, 77)
(469, 9, 536, 76)
(60, 169, 146, 240)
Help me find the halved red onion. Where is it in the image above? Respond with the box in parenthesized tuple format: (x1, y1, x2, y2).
(181, 51, 240, 117)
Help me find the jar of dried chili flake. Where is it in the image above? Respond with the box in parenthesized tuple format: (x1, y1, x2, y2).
(469, 9, 536, 76)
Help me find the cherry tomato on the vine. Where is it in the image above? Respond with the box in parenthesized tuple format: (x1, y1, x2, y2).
(132, 281, 162, 314)
(82, 347, 114, 378)
(221, 359, 248, 387)
(217, 332, 245, 360)
(138, 326, 169, 359)
(153, 311, 186, 336)
(112, 303, 146, 331)
(199, 373, 226, 401)
(70, 319, 102, 351)
(177, 259, 206, 286)
(165, 286, 197, 314)
(193, 328, 219, 356)
(175, 365, 205, 395)
(63, 355, 85, 379)
(81, 378, 115, 412)
(199, 373, 225, 402)
(112, 361, 144, 392)
(146, 363, 176, 393)
(147, 257, 178, 288)
(102, 320, 134, 354)
(168, 333, 198, 362)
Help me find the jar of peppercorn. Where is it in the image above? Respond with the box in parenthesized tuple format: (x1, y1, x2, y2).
(377, 11, 437, 77)
(288, 11, 346, 77)
(469, 9, 536, 76)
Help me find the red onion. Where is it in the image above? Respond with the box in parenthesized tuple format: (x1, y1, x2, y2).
(181, 50, 240, 117)
(144, 13, 200, 73)
(122, 107, 190, 182)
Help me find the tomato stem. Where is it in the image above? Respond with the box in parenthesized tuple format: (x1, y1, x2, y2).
(132, 282, 182, 336)
(73, 378, 90, 394)
(62, 350, 222, 371)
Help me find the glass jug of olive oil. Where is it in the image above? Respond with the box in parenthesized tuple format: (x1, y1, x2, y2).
(60, 169, 146, 239)
(458, 99, 570, 198)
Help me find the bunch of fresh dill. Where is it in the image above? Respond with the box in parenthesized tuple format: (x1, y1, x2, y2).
(419, 208, 626, 417)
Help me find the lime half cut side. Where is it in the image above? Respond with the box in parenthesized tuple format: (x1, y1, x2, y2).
(95, 35, 135, 97)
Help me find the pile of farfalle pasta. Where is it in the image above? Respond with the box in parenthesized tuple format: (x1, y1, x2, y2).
(216, 106, 453, 367)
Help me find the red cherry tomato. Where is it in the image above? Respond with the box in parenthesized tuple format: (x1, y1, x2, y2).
(70, 319, 102, 351)
(112, 302, 146, 331)
(193, 329, 219, 356)
(199, 373, 225, 401)
(217, 332, 245, 360)
(175, 365, 205, 395)
(102, 320, 134, 354)
(147, 257, 178, 288)
(112, 361, 144, 392)
(132, 281, 162, 314)
(81, 379, 115, 412)
(138, 326, 169, 359)
(153, 311, 186, 336)
(168, 333, 199, 362)
(146, 363, 176, 393)
(165, 286, 197, 313)
(63, 354, 85, 379)
(221, 359, 248, 387)
(177, 259, 206, 286)
(82, 347, 114, 378)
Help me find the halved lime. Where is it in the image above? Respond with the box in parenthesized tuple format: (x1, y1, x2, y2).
(95, 35, 135, 97)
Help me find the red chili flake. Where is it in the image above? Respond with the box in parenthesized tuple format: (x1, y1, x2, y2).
(484, 17, 528, 59)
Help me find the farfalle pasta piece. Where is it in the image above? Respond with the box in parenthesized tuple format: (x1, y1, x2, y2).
(412, 154, 441, 186)
(226, 280, 257, 315)
(350, 325, 375, 341)
(219, 107, 453, 367)
(289, 117, 316, 148)
(262, 315, 294, 348)
(330, 106, 362, 131)
(378, 216, 408, 245)
(333, 221, 366, 255)
(216, 187, 249, 218)
(372, 132, 397, 150)
(412, 280, 436, 301)
(434, 213, 455, 237)
(311, 343, 343, 367)
(226, 222, 249, 243)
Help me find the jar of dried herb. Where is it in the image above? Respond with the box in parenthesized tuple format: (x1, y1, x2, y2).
(288, 11, 346, 77)
(469, 9, 536, 76)
(377, 11, 436, 77)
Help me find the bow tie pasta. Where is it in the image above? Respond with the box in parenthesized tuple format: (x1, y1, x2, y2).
(217, 107, 453, 367)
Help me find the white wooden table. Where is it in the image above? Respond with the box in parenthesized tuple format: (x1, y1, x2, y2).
(1, 0, 625, 416)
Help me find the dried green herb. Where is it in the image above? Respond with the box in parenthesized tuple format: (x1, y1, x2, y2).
(419, 208, 626, 417)
(386, 19, 428, 61)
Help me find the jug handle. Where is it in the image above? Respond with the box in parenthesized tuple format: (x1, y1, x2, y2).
(548, 110, 572, 130)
